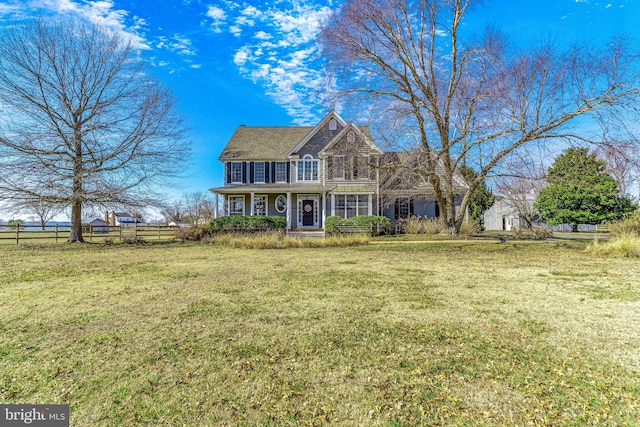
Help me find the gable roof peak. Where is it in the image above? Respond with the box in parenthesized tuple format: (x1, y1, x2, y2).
(286, 110, 351, 157)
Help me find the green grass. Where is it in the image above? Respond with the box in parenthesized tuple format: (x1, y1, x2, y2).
(1, 239, 639, 425)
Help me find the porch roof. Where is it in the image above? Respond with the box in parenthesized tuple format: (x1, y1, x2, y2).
(330, 184, 376, 194)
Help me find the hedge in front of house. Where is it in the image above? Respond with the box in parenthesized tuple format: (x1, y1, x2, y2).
(210, 215, 286, 232)
(324, 215, 390, 235)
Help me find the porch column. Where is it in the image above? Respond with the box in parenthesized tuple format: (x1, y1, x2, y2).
(322, 192, 327, 228)
(368, 194, 373, 216)
(286, 192, 292, 229)
(214, 194, 219, 219)
(331, 193, 335, 217)
(250, 192, 255, 216)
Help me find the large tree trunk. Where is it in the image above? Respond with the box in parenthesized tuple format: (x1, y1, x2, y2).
(68, 200, 84, 243)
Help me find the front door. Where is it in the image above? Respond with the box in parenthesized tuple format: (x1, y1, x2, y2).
(302, 200, 314, 226)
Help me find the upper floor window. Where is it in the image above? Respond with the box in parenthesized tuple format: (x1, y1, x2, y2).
(353, 155, 370, 180)
(329, 118, 337, 131)
(275, 162, 287, 182)
(254, 162, 265, 183)
(230, 162, 242, 183)
(297, 155, 318, 182)
(330, 155, 345, 180)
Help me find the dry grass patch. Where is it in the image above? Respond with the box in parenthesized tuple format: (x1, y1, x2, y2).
(0, 241, 639, 425)
(586, 233, 640, 258)
(208, 232, 369, 249)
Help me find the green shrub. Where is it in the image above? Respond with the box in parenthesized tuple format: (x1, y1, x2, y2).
(210, 215, 286, 232)
(7, 219, 24, 229)
(609, 216, 640, 237)
(324, 216, 346, 233)
(324, 215, 390, 235)
(351, 215, 390, 233)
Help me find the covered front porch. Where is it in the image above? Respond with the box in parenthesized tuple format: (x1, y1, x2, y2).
(210, 184, 379, 231)
(209, 184, 328, 230)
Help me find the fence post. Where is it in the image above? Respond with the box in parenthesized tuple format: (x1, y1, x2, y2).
(119, 224, 122, 241)
(158, 225, 161, 240)
(89, 225, 93, 242)
(134, 221, 137, 238)
(55, 224, 58, 243)
(15, 224, 19, 245)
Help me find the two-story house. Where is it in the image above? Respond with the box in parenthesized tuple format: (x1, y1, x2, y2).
(210, 111, 384, 230)
(210, 111, 469, 231)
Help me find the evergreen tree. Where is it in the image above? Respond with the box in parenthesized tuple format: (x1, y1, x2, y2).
(534, 148, 635, 231)
(459, 166, 494, 223)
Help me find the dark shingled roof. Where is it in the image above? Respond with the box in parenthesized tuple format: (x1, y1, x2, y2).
(219, 126, 314, 160)
(219, 124, 375, 160)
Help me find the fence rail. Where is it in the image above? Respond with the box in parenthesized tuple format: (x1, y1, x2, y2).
(0, 224, 181, 244)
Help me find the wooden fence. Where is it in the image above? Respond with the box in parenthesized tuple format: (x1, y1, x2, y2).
(0, 224, 180, 244)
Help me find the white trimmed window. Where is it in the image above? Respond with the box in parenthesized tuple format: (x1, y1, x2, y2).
(254, 162, 265, 183)
(297, 155, 318, 182)
(228, 195, 244, 215)
(275, 195, 287, 213)
(275, 162, 287, 182)
(329, 118, 337, 131)
(353, 155, 369, 180)
(230, 162, 242, 183)
(254, 195, 267, 216)
(334, 194, 369, 218)
(331, 155, 345, 179)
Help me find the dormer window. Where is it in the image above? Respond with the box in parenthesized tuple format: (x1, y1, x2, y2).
(297, 154, 318, 182)
(329, 118, 337, 131)
(347, 131, 355, 143)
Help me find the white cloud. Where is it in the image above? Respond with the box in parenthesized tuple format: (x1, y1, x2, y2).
(206, 5, 226, 20)
(241, 5, 260, 18)
(229, 25, 242, 36)
(255, 30, 271, 40)
(4, 0, 150, 49)
(233, 47, 250, 67)
(206, 1, 336, 124)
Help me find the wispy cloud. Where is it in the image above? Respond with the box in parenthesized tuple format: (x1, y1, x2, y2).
(157, 34, 197, 56)
(1, 0, 149, 49)
(204, 1, 335, 125)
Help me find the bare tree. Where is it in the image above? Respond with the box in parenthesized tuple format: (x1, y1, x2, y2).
(595, 143, 640, 202)
(10, 195, 65, 231)
(161, 199, 187, 225)
(182, 192, 217, 226)
(493, 150, 548, 228)
(162, 192, 217, 225)
(0, 18, 188, 242)
(321, 0, 640, 233)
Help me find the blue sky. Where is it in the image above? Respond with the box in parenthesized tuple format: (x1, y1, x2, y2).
(0, 0, 638, 212)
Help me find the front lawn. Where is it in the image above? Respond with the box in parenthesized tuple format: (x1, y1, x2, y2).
(1, 240, 638, 425)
